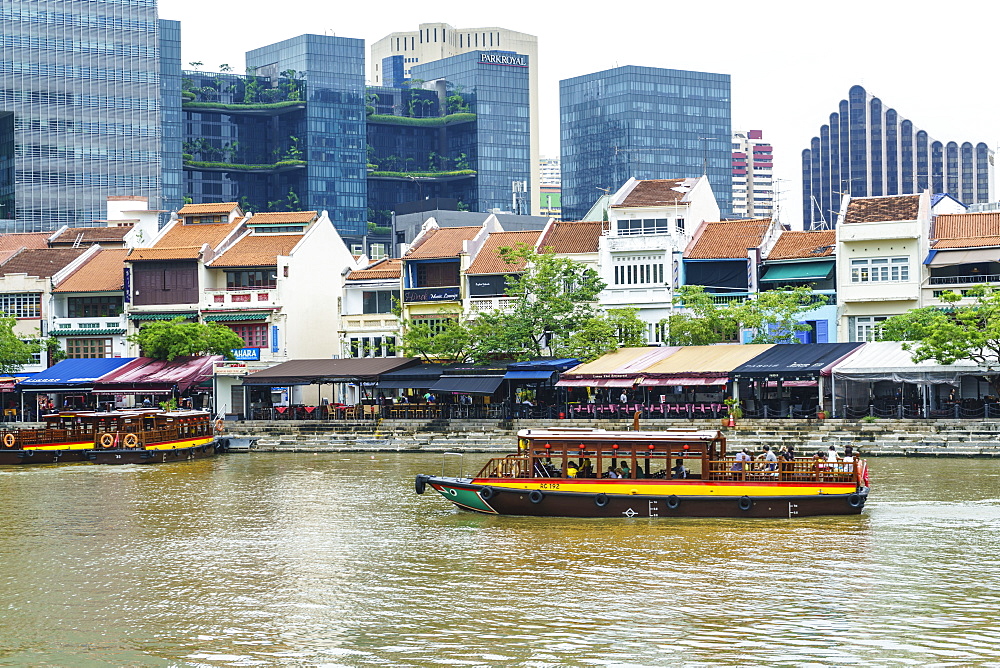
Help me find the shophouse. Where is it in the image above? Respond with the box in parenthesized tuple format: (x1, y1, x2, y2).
(340, 258, 403, 359)
(601, 177, 721, 342)
(835, 192, 930, 341)
(923, 212, 1000, 308)
(758, 230, 837, 342)
(464, 230, 541, 318)
(49, 248, 129, 360)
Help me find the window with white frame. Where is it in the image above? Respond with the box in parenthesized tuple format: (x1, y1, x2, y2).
(851, 257, 909, 283)
(0, 293, 41, 318)
(616, 219, 669, 236)
(853, 315, 887, 342)
(613, 255, 666, 286)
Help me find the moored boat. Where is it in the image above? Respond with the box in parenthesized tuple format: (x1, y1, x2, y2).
(415, 427, 870, 519)
(0, 411, 104, 465)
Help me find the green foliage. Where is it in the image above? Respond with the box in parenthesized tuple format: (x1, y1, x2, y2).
(400, 316, 481, 363)
(366, 113, 476, 127)
(0, 316, 40, 375)
(881, 287, 1000, 392)
(182, 159, 306, 171)
(181, 100, 305, 111)
(128, 318, 245, 361)
(663, 285, 827, 345)
(557, 309, 648, 363)
(368, 169, 475, 179)
(158, 397, 179, 411)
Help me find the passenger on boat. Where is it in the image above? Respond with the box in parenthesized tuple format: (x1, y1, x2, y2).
(782, 445, 796, 461)
(826, 445, 839, 463)
(566, 461, 579, 478)
(732, 448, 751, 471)
(763, 445, 778, 474)
(842, 446, 855, 473)
(603, 466, 619, 478)
(578, 458, 593, 478)
(619, 462, 630, 479)
(672, 460, 688, 479)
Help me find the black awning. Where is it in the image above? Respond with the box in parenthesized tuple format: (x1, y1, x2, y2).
(429, 375, 505, 395)
(375, 363, 445, 389)
(732, 343, 865, 379)
(243, 358, 420, 385)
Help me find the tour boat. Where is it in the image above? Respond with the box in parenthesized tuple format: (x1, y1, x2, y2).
(415, 427, 870, 519)
(0, 409, 226, 465)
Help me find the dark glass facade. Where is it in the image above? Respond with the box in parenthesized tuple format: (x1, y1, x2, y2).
(559, 66, 732, 221)
(802, 85, 993, 228)
(158, 19, 182, 219)
(0, 0, 166, 231)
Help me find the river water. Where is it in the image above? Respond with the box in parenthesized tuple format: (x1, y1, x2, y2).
(1, 453, 999, 667)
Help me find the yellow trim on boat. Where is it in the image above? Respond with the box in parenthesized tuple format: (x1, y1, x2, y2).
(475, 480, 856, 497)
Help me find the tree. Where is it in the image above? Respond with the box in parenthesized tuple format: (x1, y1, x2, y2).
(558, 308, 648, 362)
(399, 315, 483, 363)
(0, 315, 40, 375)
(663, 285, 828, 345)
(128, 318, 245, 361)
(880, 287, 1000, 394)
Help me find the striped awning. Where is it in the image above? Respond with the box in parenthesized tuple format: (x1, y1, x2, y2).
(202, 312, 271, 322)
(50, 328, 126, 336)
(128, 312, 198, 321)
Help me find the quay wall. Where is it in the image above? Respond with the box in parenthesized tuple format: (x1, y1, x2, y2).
(220, 418, 1000, 457)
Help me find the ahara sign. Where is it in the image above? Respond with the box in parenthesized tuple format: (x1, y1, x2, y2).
(231, 348, 261, 361)
(479, 52, 527, 67)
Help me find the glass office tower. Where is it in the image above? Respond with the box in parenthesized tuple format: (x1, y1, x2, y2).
(0, 0, 167, 231)
(246, 35, 367, 236)
(560, 66, 732, 222)
(801, 85, 993, 229)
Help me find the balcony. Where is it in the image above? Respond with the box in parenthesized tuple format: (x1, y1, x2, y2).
(50, 316, 127, 337)
(928, 274, 1000, 286)
(467, 297, 518, 314)
(203, 288, 278, 309)
(341, 313, 399, 332)
(605, 233, 677, 253)
(602, 287, 671, 306)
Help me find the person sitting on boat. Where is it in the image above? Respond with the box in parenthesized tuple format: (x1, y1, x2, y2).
(619, 462, 631, 479)
(566, 461, 579, 478)
(763, 445, 779, 474)
(782, 445, 796, 461)
(603, 466, 619, 478)
(842, 445, 855, 473)
(826, 445, 839, 463)
(732, 448, 751, 472)
(672, 460, 688, 479)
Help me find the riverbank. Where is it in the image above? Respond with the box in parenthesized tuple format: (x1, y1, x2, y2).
(212, 417, 1000, 457)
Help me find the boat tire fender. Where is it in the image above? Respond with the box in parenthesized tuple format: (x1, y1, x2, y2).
(479, 486, 494, 500)
(738, 496, 753, 512)
(666, 495, 680, 510)
(99, 432, 115, 448)
(529, 490, 544, 504)
(414, 475, 429, 495)
(2, 433, 14, 448)
(848, 493, 863, 508)
(594, 493, 609, 507)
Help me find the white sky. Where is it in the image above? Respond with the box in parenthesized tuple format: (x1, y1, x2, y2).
(159, 0, 999, 228)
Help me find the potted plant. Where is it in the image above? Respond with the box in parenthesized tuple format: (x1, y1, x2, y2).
(816, 408, 827, 419)
(723, 397, 742, 427)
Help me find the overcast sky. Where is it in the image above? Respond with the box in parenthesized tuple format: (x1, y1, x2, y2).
(159, 0, 998, 228)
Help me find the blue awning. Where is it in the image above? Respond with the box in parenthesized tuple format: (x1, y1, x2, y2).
(504, 370, 556, 381)
(18, 358, 137, 391)
(506, 358, 579, 372)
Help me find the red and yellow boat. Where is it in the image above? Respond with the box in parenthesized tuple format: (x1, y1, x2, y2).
(416, 427, 870, 518)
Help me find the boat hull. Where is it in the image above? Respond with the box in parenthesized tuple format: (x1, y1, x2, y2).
(417, 476, 869, 519)
(87, 441, 222, 465)
(0, 448, 90, 465)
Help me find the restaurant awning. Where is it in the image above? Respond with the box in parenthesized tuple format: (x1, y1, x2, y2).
(641, 376, 729, 386)
(732, 343, 865, 380)
(556, 347, 679, 387)
(505, 370, 555, 381)
(0, 375, 31, 392)
(375, 363, 445, 389)
(637, 344, 773, 385)
(429, 374, 505, 395)
(242, 358, 420, 386)
(91, 356, 221, 394)
(18, 358, 137, 391)
(830, 341, 986, 385)
(759, 261, 835, 282)
(925, 248, 1000, 266)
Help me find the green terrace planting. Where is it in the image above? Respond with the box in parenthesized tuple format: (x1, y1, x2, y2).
(365, 113, 476, 127)
(182, 159, 307, 171)
(182, 100, 306, 112)
(367, 169, 475, 179)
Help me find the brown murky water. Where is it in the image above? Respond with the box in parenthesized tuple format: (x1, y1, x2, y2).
(1, 454, 999, 667)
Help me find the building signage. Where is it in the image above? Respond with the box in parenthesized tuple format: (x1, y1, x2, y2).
(271, 325, 279, 354)
(215, 361, 248, 376)
(231, 347, 261, 361)
(404, 287, 460, 302)
(479, 52, 528, 67)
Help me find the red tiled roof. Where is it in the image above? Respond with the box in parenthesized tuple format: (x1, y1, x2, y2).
(536, 221, 602, 254)
(209, 234, 303, 267)
(612, 179, 694, 208)
(0, 248, 87, 278)
(686, 219, 771, 259)
(842, 195, 920, 224)
(49, 225, 132, 246)
(247, 211, 318, 225)
(466, 230, 541, 274)
(932, 213, 1000, 248)
(177, 202, 240, 215)
(346, 258, 402, 280)
(53, 249, 129, 293)
(767, 230, 836, 260)
(130, 218, 242, 261)
(0, 232, 50, 263)
(405, 226, 481, 259)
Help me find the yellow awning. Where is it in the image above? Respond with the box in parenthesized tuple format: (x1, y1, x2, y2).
(641, 344, 774, 375)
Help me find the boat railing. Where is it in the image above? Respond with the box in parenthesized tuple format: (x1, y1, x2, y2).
(707, 458, 859, 484)
(477, 454, 531, 479)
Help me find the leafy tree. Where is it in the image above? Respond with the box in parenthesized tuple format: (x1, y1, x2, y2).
(399, 315, 483, 363)
(0, 315, 40, 375)
(128, 318, 245, 361)
(558, 308, 648, 362)
(663, 285, 828, 345)
(880, 287, 1000, 394)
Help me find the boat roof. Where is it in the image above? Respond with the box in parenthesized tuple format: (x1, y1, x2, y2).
(517, 427, 723, 441)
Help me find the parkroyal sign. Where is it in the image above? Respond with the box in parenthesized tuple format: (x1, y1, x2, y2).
(479, 53, 527, 67)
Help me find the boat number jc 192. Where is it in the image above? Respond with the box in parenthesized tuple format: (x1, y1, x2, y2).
(538, 483, 561, 490)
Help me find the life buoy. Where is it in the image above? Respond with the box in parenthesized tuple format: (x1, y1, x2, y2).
(594, 493, 609, 507)
(99, 433, 115, 448)
(123, 433, 139, 448)
(479, 486, 494, 500)
(2, 433, 15, 449)
(666, 495, 680, 510)
(738, 496, 753, 511)
(529, 490, 544, 504)
(214, 419, 225, 434)
(848, 493, 863, 508)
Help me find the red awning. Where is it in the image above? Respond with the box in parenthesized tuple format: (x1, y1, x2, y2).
(764, 380, 818, 387)
(640, 377, 729, 386)
(556, 377, 640, 388)
(91, 356, 222, 394)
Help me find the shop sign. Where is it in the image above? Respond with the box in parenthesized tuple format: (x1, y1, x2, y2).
(231, 347, 261, 361)
(215, 361, 248, 376)
(404, 287, 460, 302)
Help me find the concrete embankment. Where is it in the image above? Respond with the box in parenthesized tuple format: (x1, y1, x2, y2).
(223, 417, 1000, 457)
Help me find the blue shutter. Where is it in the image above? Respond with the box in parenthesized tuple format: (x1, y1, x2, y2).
(816, 320, 829, 343)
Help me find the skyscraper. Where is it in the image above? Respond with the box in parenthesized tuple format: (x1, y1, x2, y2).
(0, 0, 179, 231)
(732, 130, 774, 219)
(559, 66, 732, 222)
(801, 85, 993, 229)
